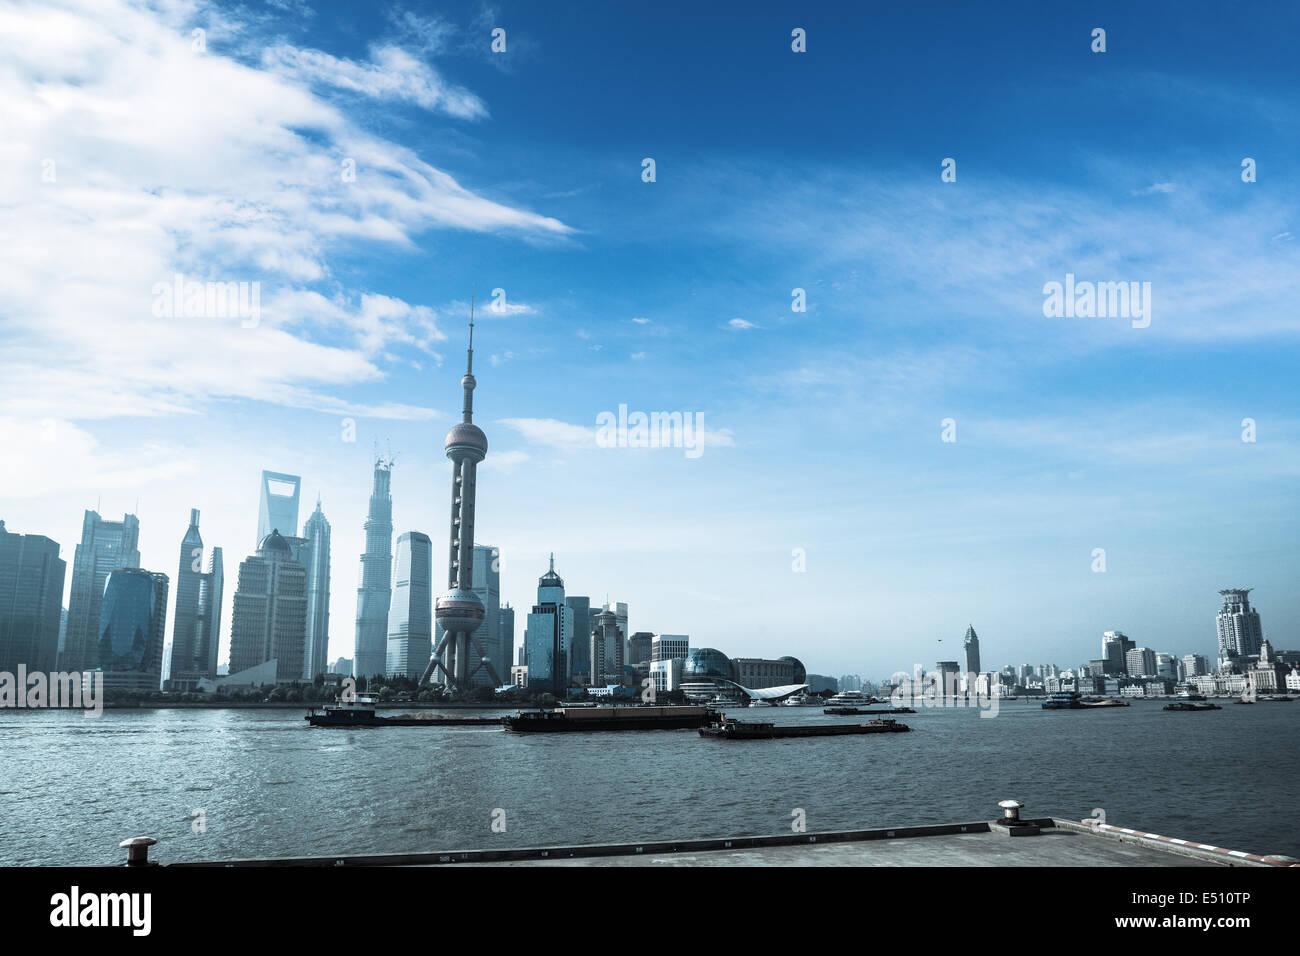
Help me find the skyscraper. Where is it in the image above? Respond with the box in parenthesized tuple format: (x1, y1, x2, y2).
(301, 500, 331, 680)
(962, 624, 981, 676)
(166, 509, 224, 690)
(387, 531, 433, 679)
(590, 607, 624, 686)
(62, 510, 140, 672)
(353, 459, 393, 679)
(425, 311, 500, 691)
(257, 471, 301, 546)
(472, 544, 502, 688)
(1217, 589, 1263, 667)
(565, 594, 591, 683)
(627, 631, 654, 668)
(524, 555, 571, 694)
(229, 531, 308, 682)
(500, 603, 515, 671)
(0, 521, 66, 673)
(97, 568, 169, 690)
(1102, 630, 1135, 675)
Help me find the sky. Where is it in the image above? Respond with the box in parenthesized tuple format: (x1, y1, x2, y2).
(1, 0, 1297, 681)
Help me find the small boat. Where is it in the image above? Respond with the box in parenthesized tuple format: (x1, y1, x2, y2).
(1163, 701, 1222, 712)
(1042, 692, 1083, 710)
(824, 706, 915, 715)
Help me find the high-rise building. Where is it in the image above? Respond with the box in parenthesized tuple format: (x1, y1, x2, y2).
(1155, 653, 1178, 681)
(387, 532, 433, 679)
(524, 555, 571, 694)
(1182, 653, 1209, 678)
(589, 607, 624, 686)
(500, 603, 515, 676)
(963, 624, 981, 676)
(471, 544, 503, 687)
(565, 595, 591, 683)
(97, 568, 169, 690)
(166, 509, 224, 690)
(1217, 589, 1263, 667)
(353, 459, 393, 679)
(652, 634, 689, 662)
(627, 631, 654, 668)
(1102, 631, 1135, 675)
(62, 510, 140, 672)
(256, 471, 301, 546)
(1125, 646, 1157, 678)
(839, 674, 862, 692)
(425, 315, 500, 691)
(301, 500, 331, 680)
(0, 521, 66, 673)
(229, 531, 308, 682)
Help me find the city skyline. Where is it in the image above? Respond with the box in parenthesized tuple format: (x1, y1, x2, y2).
(2, 1, 1297, 678)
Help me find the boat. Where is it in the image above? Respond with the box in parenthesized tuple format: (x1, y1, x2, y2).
(305, 694, 503, 728)
(1178, 692, 1207, 701)
(503, 704, 712, 733)
(1078, 698, 1129, 708)
(823, 690, 878, 707)
(1262, 695, 1294, 702)
(699, 716, 911, 739)
(1042, 692, 1084, 710)
(1163, 701, 1222, 712)
(824, 706, 915, 715)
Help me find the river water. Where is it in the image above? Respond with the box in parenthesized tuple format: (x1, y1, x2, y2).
(3, 699, 1296, 865)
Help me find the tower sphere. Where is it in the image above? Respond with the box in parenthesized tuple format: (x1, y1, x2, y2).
(444, 422, 488, 461)
(435, 587, 485, 635)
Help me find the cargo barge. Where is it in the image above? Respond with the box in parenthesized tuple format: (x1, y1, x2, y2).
(306, 695, 503, 728)
(699, 716, 911, 739)
(503, 705, 713, 732)
(824, 706, 915, 715)
(1164, 701, 1222, 711)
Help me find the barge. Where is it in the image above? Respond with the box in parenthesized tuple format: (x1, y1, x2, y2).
(824, 706, 915, 715)
(306, 695, 503, 728)
(503, 704, 713, 733)
(698, 716, 911, 739)
(1163, 701, 1222, 712)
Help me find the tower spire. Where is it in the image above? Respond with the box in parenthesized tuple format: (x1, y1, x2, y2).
(462, 286, 477, 424)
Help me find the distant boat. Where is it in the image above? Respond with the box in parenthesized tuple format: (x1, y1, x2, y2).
(1042, 692, 1083, 710)
(1164, 701, 1222, 712)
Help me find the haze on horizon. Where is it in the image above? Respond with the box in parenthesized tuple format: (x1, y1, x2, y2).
(1, 0, 1297, 681)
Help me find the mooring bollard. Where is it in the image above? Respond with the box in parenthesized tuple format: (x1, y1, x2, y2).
(119, 836, 157, 867)
(998, 799, 1024, 822)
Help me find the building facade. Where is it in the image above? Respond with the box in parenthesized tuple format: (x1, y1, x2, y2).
(166, 509, 224, 690)
(96, 568, 169, 690)
(301, 500, 331, 680)
(256, 470, 301, 546)
(353, 459, 393, 678)
(652, 634, 689, 663)
(387, 531, 433, 679)
(62, 510, 140, 672)
(1217, 588, 1263, 668)
(229, 531, 308, 682)
(524, 555, 571, 694)
(0, 521, 66, 673)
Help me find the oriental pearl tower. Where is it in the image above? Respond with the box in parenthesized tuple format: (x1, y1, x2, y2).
(421, 294, 500, 691)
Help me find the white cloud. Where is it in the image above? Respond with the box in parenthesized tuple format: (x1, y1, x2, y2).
(262, 43, 487, 119)
(728, 318, 757, 330)
(497, 417, 596, 451)
(0, 0, 572, 429)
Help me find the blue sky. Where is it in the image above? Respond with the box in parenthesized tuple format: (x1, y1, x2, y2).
(1, 0, 1297, 679)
